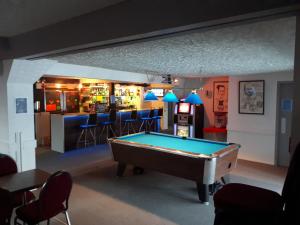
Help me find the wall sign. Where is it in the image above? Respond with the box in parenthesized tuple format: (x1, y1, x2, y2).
(239, 80, 264, 114)
(16, 98, 27, 114)
(281, 99, 293, 112)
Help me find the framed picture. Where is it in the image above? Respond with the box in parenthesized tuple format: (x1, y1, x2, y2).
(213, 81, 228, 112)
(239, 80, 264, 114)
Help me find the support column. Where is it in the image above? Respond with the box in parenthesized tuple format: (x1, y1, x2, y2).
(0, 59, 55, 171)
(291, 16, 300, 154)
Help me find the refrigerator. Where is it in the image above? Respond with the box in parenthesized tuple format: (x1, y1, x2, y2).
(45, 90, 80, 113)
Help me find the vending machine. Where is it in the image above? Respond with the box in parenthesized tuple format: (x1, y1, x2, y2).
(173, 101, 204, 138)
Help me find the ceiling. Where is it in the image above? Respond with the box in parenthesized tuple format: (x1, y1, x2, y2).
(0, 0, 125, 37)
(50, 17, 295, 77)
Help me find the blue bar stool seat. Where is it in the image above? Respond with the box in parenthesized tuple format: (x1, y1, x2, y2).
(99, 109, 117, 141)
(139, 109, 155, 132)
(122, 110, 138, 135)
(77, 114, 97, 148)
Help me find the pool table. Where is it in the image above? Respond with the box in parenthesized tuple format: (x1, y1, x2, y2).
(109, 132, 240, 204)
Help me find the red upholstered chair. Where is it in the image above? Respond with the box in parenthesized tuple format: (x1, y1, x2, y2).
(213, 143, 300, 225)
(0, 154, 35, 206)
(14, 171, 73, 225)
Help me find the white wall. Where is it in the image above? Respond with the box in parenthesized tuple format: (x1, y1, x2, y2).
(227, 71, 293, 165)
(0, 61, 11, 154)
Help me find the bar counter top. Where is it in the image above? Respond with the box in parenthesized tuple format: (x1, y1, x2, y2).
(53, 108, 156, 117)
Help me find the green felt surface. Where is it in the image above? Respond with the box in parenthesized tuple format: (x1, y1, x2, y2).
(118, 133, 229, 155)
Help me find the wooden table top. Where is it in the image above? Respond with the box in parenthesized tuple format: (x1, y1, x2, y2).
(0, 169, 50, 193)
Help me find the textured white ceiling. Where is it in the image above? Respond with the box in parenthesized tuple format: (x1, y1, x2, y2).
(0, 0, 125, 37)
(51, 17, 296, 77)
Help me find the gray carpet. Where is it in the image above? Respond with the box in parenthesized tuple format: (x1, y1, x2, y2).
(72, 163, 215, 225)
(35, 146, 286, 225)
(36, 144, 112, 174)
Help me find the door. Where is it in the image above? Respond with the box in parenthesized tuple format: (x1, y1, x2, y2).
(277, 82, 294, 167)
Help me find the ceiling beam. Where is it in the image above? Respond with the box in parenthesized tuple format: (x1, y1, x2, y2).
(1, 0, 300, 60)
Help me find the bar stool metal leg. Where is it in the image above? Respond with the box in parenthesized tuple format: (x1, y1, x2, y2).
(106, 125, 109, 140)
(130, 123, 136, 133)
(139, 120, 145, 132)
(109, 125, 116, 137)
(122, 122, 128, 135)
(76, 130, 84, 147)
(99, 126, 106, 143)
(84, 129, 87, 148)
(89, 128, 96, 145)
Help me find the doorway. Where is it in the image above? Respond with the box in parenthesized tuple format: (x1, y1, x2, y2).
(276, 82, 295, 167)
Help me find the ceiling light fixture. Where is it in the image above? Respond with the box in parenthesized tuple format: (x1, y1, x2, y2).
(163, 90, 179, 103)
(184, 90, 203, 104)
(144, 90, 158, 101)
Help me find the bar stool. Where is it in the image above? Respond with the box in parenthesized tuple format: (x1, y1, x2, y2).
(139, 109, 155, 132)
(99, 109, 117, 141)
(77, 114, 97, 148)
(122, 110, 138, 135)
(151, 108, 163, 132)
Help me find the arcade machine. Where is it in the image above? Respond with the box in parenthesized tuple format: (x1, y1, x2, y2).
(173, 101, 204, 138)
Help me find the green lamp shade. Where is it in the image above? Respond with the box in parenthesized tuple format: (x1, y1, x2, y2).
(144, 91, 158, 101)
(163, 91, 178, 103)
(185, 91, 203, 104)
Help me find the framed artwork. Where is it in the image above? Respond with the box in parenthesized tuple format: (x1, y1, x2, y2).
(213, 81, 228, 112)
(239, 80, 264, 114)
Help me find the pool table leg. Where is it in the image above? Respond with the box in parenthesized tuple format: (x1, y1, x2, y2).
(221, 175, 229, 184)
(196, 182, 209, 204)
(117, 163, 126, 177)
(133, 166, 144, 175)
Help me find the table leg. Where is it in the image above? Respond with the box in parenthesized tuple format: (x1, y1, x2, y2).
(117, 163, 126, 177)
(196, 182, 209, 204)
(221, 175, 229, 184)
(22, 192, 27, 205)
(209, 181, 223, 195)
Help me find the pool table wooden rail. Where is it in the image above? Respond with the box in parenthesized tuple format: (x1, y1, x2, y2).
(109, 133, 240, 159)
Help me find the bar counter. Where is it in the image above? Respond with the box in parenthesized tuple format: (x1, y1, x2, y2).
(51, 109, 161, 153)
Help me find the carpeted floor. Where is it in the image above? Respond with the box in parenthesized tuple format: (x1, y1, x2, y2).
(34, 146, 287, 225)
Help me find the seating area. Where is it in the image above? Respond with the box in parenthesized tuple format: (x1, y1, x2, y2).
(1, 143, 294, 225)
(0, 155, 73, 225)
(34, 155, 287, 225)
